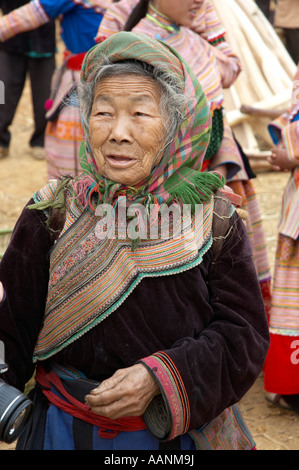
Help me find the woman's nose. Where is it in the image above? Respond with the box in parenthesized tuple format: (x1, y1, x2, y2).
(109, 116, 133, 144)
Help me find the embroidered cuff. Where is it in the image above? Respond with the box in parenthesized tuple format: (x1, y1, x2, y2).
(281, 122, 299, 163)
(139, 352, 190, 441)
(268, 113, 290, 146)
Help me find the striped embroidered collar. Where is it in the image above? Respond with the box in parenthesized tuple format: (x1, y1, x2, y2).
(32, 181, 215, 360)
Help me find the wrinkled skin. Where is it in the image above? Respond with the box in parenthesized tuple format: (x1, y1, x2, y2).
(85, 365, 160, 419)
(89, 74, 166, 186)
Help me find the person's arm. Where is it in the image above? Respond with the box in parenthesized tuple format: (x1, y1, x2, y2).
(211, 42, 241, 88)
(280, 119, 299, 164)
(268, 113, 299, 170)
(191, 0, 242, 88)
(0, 0, 77, 42)
(0, 201, 52, 391)
(138, 212, 269, 439)
(95, 0, 137, 40)
(268, 141, 298, 171)
(0, 0, 49, 42)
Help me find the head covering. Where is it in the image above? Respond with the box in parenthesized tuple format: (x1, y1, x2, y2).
(79, 31, 224, 213)
(31, 32, 225, 360)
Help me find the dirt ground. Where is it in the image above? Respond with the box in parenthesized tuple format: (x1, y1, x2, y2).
(0, 78, 298, 451)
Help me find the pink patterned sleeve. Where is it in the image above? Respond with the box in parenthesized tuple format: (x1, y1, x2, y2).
(192, 0, 241, 88)
(269, 64, 299, 161)
(0, 0, 49, 42)
(281, 121, 299, 163)
(95, 0, 138, 40)
(139, 352, 190, 440)
(192, 0, 226, 43)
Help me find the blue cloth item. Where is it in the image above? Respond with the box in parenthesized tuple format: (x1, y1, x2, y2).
(43, 401, 196, 450)
(40, 0, 103, 53)
(268, 110, 299, 145)
(268, 124, 281, 145)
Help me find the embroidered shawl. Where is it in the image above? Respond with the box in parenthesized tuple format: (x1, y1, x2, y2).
(31, 32, 224, 360)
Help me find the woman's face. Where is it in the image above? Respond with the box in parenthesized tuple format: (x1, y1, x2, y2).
(89, 75, 165, 186)
(152, 0, 204, 27)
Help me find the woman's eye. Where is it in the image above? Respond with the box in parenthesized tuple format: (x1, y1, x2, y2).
(135, 111, 147, 117)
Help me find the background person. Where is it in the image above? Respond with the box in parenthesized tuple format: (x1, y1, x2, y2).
(0, 0, 56, 160)
(274, 0, 299, 64)
(264, 62, 299, 412)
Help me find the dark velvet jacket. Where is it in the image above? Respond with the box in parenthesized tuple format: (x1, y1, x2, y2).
(0, 199, 270, 433)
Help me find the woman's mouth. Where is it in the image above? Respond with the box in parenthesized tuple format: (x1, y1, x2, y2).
(189, 9, 198, 18)
(105, 154, 136, 168)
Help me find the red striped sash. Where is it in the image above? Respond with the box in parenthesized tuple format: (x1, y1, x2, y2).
(36, 366, 146, 439)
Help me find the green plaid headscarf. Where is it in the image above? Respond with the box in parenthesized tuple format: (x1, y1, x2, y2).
(79, 31, 224, 211)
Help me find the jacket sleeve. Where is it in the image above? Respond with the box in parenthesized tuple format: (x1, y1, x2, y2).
(139, 211, 270, 440)
(95, 0, 138, 40)
(0, 200, 51, 390)
(0, 1, 50, 42)
(281, 120, 299, 163)
(192, 0, 242, 88)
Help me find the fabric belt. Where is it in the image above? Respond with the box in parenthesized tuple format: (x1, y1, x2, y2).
(64, 51, 87, 71)
(35, 365, 146, 439)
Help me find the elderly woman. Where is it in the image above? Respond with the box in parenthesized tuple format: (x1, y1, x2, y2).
(0, 32, 269, 450)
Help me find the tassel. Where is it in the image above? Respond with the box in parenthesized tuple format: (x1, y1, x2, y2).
(27, 177, 72, 225)
(164, 167, 225, 212)
(44, 99, 53, 111)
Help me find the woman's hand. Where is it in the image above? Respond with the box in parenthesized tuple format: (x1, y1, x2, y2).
(84, 363, 160, 419)
(190, 21, 208, 40)
(268, 142, 297, 171)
